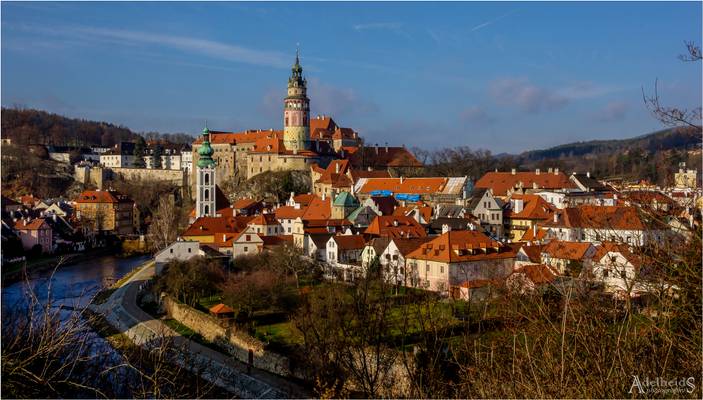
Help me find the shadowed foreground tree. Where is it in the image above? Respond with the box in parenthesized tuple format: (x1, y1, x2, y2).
(1, 264, 232, 399)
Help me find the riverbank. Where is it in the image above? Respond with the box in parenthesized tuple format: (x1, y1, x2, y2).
(1, 247, 122, 287)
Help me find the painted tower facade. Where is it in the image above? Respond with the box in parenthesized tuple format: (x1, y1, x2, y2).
(283, 51, 310, 152)
(196, 127, 216, 218)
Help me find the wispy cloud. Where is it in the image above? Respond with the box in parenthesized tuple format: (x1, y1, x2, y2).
(596, 101, 629, 122)
(489, 78, 568, 113)
(9, 23, 290, 68)
(471, 10, 518, 32)
(460, 106, 497, 125)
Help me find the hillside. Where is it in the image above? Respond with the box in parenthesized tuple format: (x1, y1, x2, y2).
(518, 127, 701, 162)
(0, 107, 195, 147)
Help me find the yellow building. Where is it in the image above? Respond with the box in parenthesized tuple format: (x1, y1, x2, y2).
(74, 190, 135, 235)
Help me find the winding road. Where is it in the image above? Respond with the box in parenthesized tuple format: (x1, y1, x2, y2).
(90, 261, 308, 399)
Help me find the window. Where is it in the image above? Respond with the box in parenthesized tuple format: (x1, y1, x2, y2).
(187, 248, 191, 253)
(246, 235, 251, 241)
(204, 205, 209, 215)
(204, 173, 209, 185)
(244, 246, 248, 252)
(603, 268, 609, 278)
(440, 265, 444, 273)
(287, 227, 291, 233)
(204, 189, 209, 200)
(170, 249, 173, 253)
(426, 265, 430, 273)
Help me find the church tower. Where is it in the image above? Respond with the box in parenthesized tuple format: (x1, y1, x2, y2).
(283, 50, 310, 152)
(196, 126, 216, 218)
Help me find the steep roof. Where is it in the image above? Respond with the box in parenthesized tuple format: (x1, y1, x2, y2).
(512, 264, 557, 284)
(391, 237, 433, 256)
(364, 215, 427, 239)
(248, 213, 278, 226)
(210, 303, 235, 314)
(347, 146, 422, 168)
(358, 177, 467, 195)
(542, 240, 593, 261)
(333, 191, 359, 207)
(274, 205, 306, 220)
(406, 231, 516, 263)
(11, 218, 50, 231)
(509, 194, 555, 220)
(347, 169, 391, 183)
(302, 195, 332, 220)
(331, 234, 367, 250)
(367, 196, 398, 216)
(182, 216, 254, 237)
(475, 171, 575, 196)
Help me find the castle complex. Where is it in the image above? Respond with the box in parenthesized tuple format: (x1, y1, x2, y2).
(191, 52, 370, 193)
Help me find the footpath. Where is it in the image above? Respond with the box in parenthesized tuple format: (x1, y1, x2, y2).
(89, 261, 308, 399)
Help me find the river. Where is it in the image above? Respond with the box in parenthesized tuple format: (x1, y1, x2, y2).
(1, 254, 151, 397)
(2, 254, 151, 310)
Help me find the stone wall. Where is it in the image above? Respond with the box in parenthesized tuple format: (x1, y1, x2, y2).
(162, 296, 294, 378)
(112, 167, 186, 187)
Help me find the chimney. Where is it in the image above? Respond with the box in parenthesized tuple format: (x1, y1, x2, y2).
(442, 224, 451, 234)
(553, 212, 558, 223)
(513, 198, 524, 213)
(393, 220, 399, 227)
(535, 168, 540, 175)
(548, 168, 553, 173)
(554, 168, 559, 175)
(222, 234, 226, 242)
(586, 171, 591, 178)
(367, 166, 373, 171)
(375, 144, 379, 154)
(511, 168, 516, 175)
(385, 142, 388, 152)
(533, 224, 537, 238)
(400, 176, 405, 184)
(322, 192, 326, 201)
(335, 163, 340, 173)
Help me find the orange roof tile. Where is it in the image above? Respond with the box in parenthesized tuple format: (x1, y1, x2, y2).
(182, 216, 254, 237)
(475, 171, 575, 196)
(359, 177, 448, 195)
(210, 303, 235, 314)
(248, 213, 278, 226)
(407, 231, 515, 263)
(513, 264, 557, 284)
(11, 218, 50, 231)
(542, 240, 593, 261)
(274, 205, 307, 220)
(75, 190, 132, 204)
(302, 195, 332, 221)
(331, 235, 366, 250)
(364, 215, 427, 238)
(509, 194, 555, 220)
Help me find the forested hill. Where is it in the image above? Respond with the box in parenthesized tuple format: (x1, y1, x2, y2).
(517, 126, 701, 162)
(0, 108, 195, 147)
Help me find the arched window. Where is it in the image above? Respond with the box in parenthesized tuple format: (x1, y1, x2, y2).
(204, 189, 209, 200)
(303, 115, 307, 125)
(285, 117, 289, 126)
(204, 173, 210, 185)
(204, 205, 209, 215)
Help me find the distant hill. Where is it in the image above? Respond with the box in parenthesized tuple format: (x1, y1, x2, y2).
(1, 108, 195, 147)
(517, 127, 701, 162)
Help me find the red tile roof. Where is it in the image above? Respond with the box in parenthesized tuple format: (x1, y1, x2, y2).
(364, 215, 427, 238)
(11, 218, 50, 231)
(193, 130, 282, 145)
(542, 240, 593, 261)
(182, 216, 254, 237)
(407, 231, 515, 263)
(512, 264, 557, 284)
(359, 178, 449, 195)
(331, 234, 367, 250)
(509, 194, 555, 220)
(210, 303, 235, 314)
(75, 190, 132, 204)
(248, 213, 278, 226)
(347, 146, 422, 168)
(302, 195, 332, 220)
(274, 205, 306, 220)
(475, 171, 575, 196)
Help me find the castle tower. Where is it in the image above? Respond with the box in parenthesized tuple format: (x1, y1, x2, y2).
(283, 50, 310, 152)
(196, 126, 216, 218)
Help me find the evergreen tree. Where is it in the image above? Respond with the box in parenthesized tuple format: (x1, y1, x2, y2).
(153, 144, 163, 169)
(132, 137, 147, 168)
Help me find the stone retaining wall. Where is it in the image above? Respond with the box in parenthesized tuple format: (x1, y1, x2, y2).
(162, 296, 293, 378)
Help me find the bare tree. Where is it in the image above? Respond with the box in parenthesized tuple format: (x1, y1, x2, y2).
(643, 41, 702, 130)
(147, 196, 179, 251)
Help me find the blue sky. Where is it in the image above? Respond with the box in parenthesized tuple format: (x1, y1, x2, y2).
(2, 1, 701, 153)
